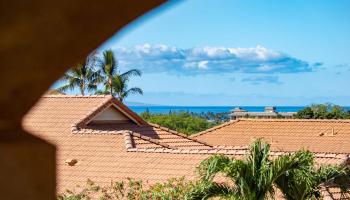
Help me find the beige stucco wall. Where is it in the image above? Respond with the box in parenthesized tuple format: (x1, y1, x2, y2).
(93, 106, 129, 122)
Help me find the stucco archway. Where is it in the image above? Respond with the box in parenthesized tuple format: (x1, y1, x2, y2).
(0, 1, 166, 199)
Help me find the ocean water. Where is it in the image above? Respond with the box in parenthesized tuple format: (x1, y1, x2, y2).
(129, 106, 306, 114)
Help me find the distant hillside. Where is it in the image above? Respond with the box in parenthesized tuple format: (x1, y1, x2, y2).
(124, 101, 159, 106)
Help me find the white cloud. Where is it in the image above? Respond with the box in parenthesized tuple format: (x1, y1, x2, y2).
(109, 44, 321, 75)
(198, 61, 208, 69)
(242, 76, 282, 85)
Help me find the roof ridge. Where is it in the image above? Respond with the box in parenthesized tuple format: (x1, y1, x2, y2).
(111, 99, 147, 125)
(123, 131, 134, 149)
(43, 94, 112, 98)
(128, 131, 175, 149)
(72, 96, 115, 130)
(148, 123, 213, 147)
(212, 145, 350, 155)
(190, 120, 239, 138)
(191, 118, 350, 139)
(126, 147, 350, 159)
(71, 96, 147, 131)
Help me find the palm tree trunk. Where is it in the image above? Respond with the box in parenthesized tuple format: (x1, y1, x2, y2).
(108, 77, 113, 96)
(80, 83, 85, 95)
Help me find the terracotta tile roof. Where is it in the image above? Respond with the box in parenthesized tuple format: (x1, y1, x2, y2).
(22, 95, 213, 192)
(22, 96, 349, 198)
(192, 119, 350, 154)
(73, 123, 212, 150)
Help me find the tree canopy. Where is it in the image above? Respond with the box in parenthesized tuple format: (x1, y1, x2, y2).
(294, 104, 350, 119)
(56, 50, 143, 101)
(57, 58, 100, 95)
(140, 111, 220, 135)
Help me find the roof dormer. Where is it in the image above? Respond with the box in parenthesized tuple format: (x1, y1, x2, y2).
(89, 105, 132, 124)
(71, 96, 146, 131)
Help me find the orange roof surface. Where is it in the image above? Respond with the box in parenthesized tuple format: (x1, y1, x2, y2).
(22, 96, 349, 198)
(192, 119, 350, 153)
(22, 95, 213, 191)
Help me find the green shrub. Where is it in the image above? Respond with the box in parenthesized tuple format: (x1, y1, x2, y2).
(140, 111, 221, 135)
(57, 177, 195, 200)
(294, 103, 350, 119)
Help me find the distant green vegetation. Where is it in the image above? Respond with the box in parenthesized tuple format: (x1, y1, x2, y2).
(140, 110, 225, 135)
(196, 111, 230, 122)
(294, 103, 350, 119)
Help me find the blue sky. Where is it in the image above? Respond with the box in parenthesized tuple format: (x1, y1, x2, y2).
(98, 0, 350, 106)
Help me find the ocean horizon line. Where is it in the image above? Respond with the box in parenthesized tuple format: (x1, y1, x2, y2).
(128, 105, 350, 115)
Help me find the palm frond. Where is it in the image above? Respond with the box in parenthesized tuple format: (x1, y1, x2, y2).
(315, 165, 350, 197)
(275, 152, 350, 200)
(118, 87, 142, 102)
(187, 182, 241, 200)
(55, 59, 102, 95)
(102, 49, 117, 76)
(56, 77, 80, 92)
(125, 87, 143, 96)
(94, 90, 109, 95)
(120, 69, 142, 80)
(87, 84, 97, 92)
(191, 140, 348, 200)
(56, 84, 71, 93)
(198, 155, 244, 182)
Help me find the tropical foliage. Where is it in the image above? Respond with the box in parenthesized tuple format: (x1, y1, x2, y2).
(92, 49, 143, 101)
(276, 163, 350, 200)
(56, 50, 143, 101)
(187, 140, 350, 200)
(140, 111, 220, 135)
(294, 103, 350, 119)
(57, 140, 350, 200)
(46, 89, 65, 95)
(57, 61, 100, 95)
(57, 177, 195, 200)
(95, 69, 143, 102)
(98, 50, 118, 95)
(195, 111, 230, 122)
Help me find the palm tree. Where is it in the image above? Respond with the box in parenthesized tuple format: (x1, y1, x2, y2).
(95, 49, 143, 101)
(187, 140, 349, 200)
(95, 69, 143, 102)
(275, 159, 350, 200)
(97, 49, 118, 95)
(57, 62, 100, 95)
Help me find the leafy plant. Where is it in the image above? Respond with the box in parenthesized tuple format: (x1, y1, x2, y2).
(57, 57, 100, 95)
(294, 103, 350, 119)
(94, 50, 143, 101)
(57, 178, 195, 200)
(57, 179, 100, 200)
(187, 140, 350, 200)
(96, 69, 143, 102)
(140, 111, 220, 135)
(58, 141, 350, 200)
